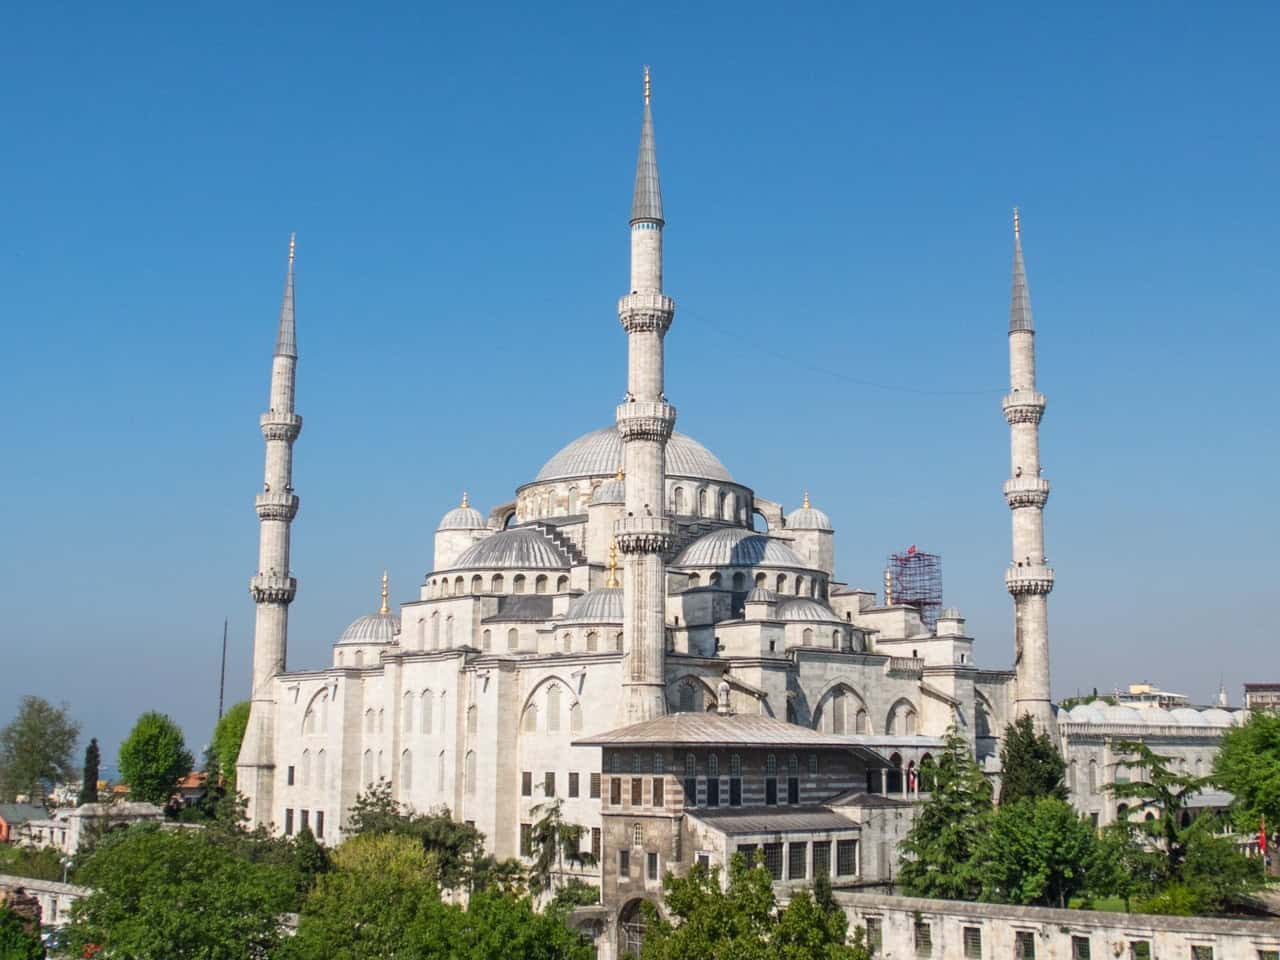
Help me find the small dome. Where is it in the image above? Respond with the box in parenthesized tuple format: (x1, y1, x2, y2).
(563, 588, 623, 623)
(1170, 707, 1204, 726)
(1201, 708, 1234, 727)
(776, 597, 844, 624)
(674, 528, 806, 569)
(1066, 703, 1104, 724)
(1102, 704, 1142, 724)
(438, 493, 486, 531)
(1137, 706, 1174, 725)
(785, 493, 832, 531)
(536, 427, 732, 483)
(451, 527, 571, 571)
(592, 478, 625, 505)
(339, 612, 399, 645)
(746, 587, 778, 604)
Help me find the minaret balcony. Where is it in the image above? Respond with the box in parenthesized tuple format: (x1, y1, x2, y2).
(249, 573, 297, 603)
(1005, 564, 1054, 596)
(616, 401, 677, 442)
(1002, 391, 1046, 425)
(255, 492, 300, 521)
(614, 516, 675, 554)
(260, 411, 302, 442)
(618, 292, 675, 334)
(1003, 477, 1051, 508)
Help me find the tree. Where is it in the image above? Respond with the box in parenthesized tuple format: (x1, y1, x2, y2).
(209, 702, 250, 792)
(548, 878, 599, 912)
(0, 844, 65, 882)
(0, 696, 80, 802)
(78, 738, 100, 805)
(117, 711, 193, 807)
(0, 905, 44, 960)
(66, 824, 296, 960)
(528, 798, 596, 895)
(1086, 822, 1163, 909)
(998, 715, 1067, 805)
(974, 798, 1096, 907)
(1213, 711, 1280, 834)
(409, 891, 593, 960)
(1181, 817, 1264, 913)
(1108, 740, 1204, 877)
(898, 730, 993, 900)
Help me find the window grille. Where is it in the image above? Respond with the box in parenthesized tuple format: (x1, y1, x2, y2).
(633, 753, 644, 774)
(618, 849, 630, 877)
(729, 754, 742, 776)
(653, 753, 664, 775)
(1190, 949, 1212, 960)
(963, 926, 982, 959)
(866, 918, 882, 952)
(837, 838, 858, 876)
(914, 921, 932, 957)
(633, 823, 643, 846)
(1015, 931, 1036, 960)
(610, 777, 622, 805)
(762, 842, 783, 880)
(590, 772, 601, 798)
(788, 841, 807, 880)
(521, 771, 532, 797)
(766, 754, 777, 776)
(813, 841, 831, 878)
(568, 772, 579, 797)
(631, 777, 643, 805)
(708, 754, 719, 776)
(652, 777, 664, 806)
(646, 851, 658, 880)
(685, 753, 697, 777)
(737, 843, 757, 866)
(1130, 943, 1151, 960)
(1071, 936, 1091, 960)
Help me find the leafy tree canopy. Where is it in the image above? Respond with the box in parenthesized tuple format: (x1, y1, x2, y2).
(998, 715, 1067, 805)
(117, 711, 193, 808)
(78, 738, 101, 806)
(898, 729, 993, 900)
(1108, 740, 1205, 876)
(528, 799, 596, 895)
(0, 843, 65, 883)
(975, 798, 1095, 907)
(1213, 711, 1280, 832)
(0, 696, 80, 802)
(0, 905, 45, 960)
(210, 702, 250, 793)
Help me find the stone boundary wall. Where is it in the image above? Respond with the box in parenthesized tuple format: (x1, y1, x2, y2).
(833, 891, 1280, 960)
(0, 874, 89, 928)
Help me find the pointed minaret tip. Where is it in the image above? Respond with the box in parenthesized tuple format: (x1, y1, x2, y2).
(1013, 206, 1020, 240)
(631, 66, 664, 225)
(379, 569, 390, 615)
(275, 233, 298, 357)
(643, 64, 651, 105)
(1009, 209, 1034, 334)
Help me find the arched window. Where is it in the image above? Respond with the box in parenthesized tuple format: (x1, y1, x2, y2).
(471, 575, 483, 594)
(482, 629, 491, 651)
(673, 487, 684, 514)
(421, 691, 434, 734)
(570, 701, 583, 732)
(586, 631, 598, 652)
(919, 754, 937, 791)
(722, 491, 734, 520)
(467, 704, 477, 734)
(337, 651, 344, 666)
(377, 750, 385, 779)
(304, 706, 316, 735)
(633, 823, 643, 846)
(465, 750, 476, 794)
(615, 632, 624, 651)
(831, 690, 846, 734)
(795, 575, 807, 597)
(440, 579, 450, 598)
(401, 750, 413, 791)
(708, 754, 719, 777)
(454, 576, 464, 595)
(730, 754, 741, 776)
(633, 753, 645, 774)
(777, 573, 787, 593)
(698, 488, 708, 516)
(522, 705, 537, 732)
(437, 751, 446, 790)
(535, 575, 548, 594)
(403, 692, 414, 733)
(431, 612, 440, 649)
(507, 628, 519, 650)
(802, 627, 813, 646)
(378, 709, 385, 732)
(562, 632, 572, 652)
(355, 650, 364, 667)
(556, 575, 569, 592)
(906, 710, 917, 736)
(491, 574, 504, 593)
(788, 755, 799, 777)
(1088, 759, 1098, 791)
(679, 682, 696, 713)
(766, 754, 778, 777)
(1068, 760, 1077, 793)
(732, 572, 745, 591)
(365, 709, 376, 734)
(855, 709, 869, 734)
(416, 618, 426, 650)
(832, 630, 841, 649)
(886, 753, 904, 794)
(362, 749, 374, 785)
(709, 572, 722, 587)
(444, 616, 454, 647)
(513, 574, 526, 594)
(547, 685, 562, 732)
(316, 749, 326, 789)
(300, 749, 311, 787)
(567, 487, 578, 514)
(688, 573, 701, 588)
(718, 491, 727, 518)
(685, 753, 696, 777)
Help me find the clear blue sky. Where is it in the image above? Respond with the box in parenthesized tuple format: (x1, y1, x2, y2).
(2, 1, 1276, 766)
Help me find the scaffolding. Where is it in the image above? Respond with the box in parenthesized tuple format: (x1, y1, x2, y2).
(885, 546, 943, 630)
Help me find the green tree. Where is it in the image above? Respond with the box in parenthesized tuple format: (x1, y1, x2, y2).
(117, 712, 193, 807)
(1213, 711, 1280, 834)
(1108, 740, 1204, 877)
(0, 905, 45, 960)
(78, 738, 100, 806)
(0, 696, 80, 802)
(1181, 817, 1265, 913)
(528, 798, 597, 895)
(974, 798, 1096, 907)
(66, 823, 295, 960)
(998, 715, 1067, 805)
(291, 825, 332, 895)
(409, 891, 593, 960)
(548, 878, 599, 912)
(210, 702, 250, 793)
(1086, 822, 1163, 909)
(898, 730, 993, 900)
(0, 844, 65, 882)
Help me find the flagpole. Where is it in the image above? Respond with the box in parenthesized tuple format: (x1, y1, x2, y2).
(218, 618, 228, 720)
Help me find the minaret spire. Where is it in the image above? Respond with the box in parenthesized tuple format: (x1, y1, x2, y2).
(239, 234, 304, 829)
(615, 67, 677, 723)
(1002, 210, 1055, 733)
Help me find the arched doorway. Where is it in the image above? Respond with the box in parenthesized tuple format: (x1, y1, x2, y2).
(619, 898, 651, 957)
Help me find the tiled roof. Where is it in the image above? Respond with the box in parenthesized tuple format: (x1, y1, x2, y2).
(0, 804, 47, 825)
(689, 806, 859, 835)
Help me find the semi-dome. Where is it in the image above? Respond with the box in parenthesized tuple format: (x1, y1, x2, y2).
(776, 597, 844, 624)
(592, 477, 626, 504)
(451, 527, 571, 570)
(785, 492, 832, 531)
(1101, 704, 1142, 724)
(563, 587, 623, 623)
(1066, 702, 1106, 725)
(1201, 708, 1234, 727)
(746, 586, 778, 603)
(536, 427, 732, 483)
(438, 493, 487, 531)
(1170, 707, 1206, 726)
(339, 612, 399, 645)
(674, 527, 806, 569)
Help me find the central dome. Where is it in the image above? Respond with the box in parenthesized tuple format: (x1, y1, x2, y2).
(535, 427, 732, 483)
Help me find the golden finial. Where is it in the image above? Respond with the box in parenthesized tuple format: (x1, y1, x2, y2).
(1013, 207, 1021, 240)
(288, 232, 296, 264)
(643, 65, 651, 106)
(379, 569, 389, 615)
(461, 491, 469, 508)
(615, 464, 624, 482)
(884, 568, 893, 606)
(802, 490, 811, 510)
(606, 539, 620, 588)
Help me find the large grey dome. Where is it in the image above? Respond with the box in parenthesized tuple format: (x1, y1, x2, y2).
(339, 612, 399, 645)
(536, 427, 732, 483)
(674, 528, 806, 569)
(563, 587, 624, 623)
(776, 597, 844, 624)
(451, 527, 571, 570)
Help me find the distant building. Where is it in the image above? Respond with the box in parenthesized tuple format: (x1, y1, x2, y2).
(15, 802, 164, 855)
(0, 805, 48, 845)
(1245, 683, 1280, 712)
(1114, 683, 1190, 709)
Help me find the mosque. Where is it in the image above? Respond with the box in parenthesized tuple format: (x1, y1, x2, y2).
(236, 69, 1083, 874)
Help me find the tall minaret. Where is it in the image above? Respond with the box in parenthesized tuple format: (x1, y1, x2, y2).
(238, 235, 302, 827)
(615, 66, 676, 724)
(1002, 210, 1055, 732)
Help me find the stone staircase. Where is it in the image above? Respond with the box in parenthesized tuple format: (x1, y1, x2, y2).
(532, 522, 587, 567)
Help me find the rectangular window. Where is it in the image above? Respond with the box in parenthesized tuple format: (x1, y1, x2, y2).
(697, 853, 710, 870)
(631, 777, 643, 806)
(647, 851, 658, 881)
(813, 841, 831, 878)
(837, 838, 858, 876)
(763, 842, 783, 880)
(914, 920, 932, 957)
(652, 777, 664, 807)
(963, 926, 982, 959)
(618, 849, 630, 878)
(610, 777, 622, 805)
(520, 822, 532, 856)
(315, 811, 325, 838)
(1190, 950, 1212, 960)
(591, 827, 601, 861)
(545, 771, 556, 797)
(729, 778, 742, 806)
(1072, 936, 1091, 960)
(1015, 931, 1036, 960)
(568, 772, 580, 798)
(765, 778, 778, 805)
(590, 772, 601, 799)
(300, 809, 310, 831)
(1130, 943, 1151, 960)
(737, 843, 757, 866)
(684, 777, 698, 805)
(706, 777, 720, 807)
(284, 808, 294, 836)
(1258, 952, 1280, 960)
(788, 841, 807, 880)
(287, 766, 295, 786)
(787, 777, 799, 804)
(866, 918, 882, 953)
(521, 771, 532, 797)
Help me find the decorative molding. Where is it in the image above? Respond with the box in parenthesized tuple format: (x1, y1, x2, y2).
(260, 412, 303, 442)
(249, 573, 297, 603)
(617, 292, 675, 334)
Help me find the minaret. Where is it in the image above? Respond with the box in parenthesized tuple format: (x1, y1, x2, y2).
(238, 235, 302, 828)
(615, 66, 676, 723)
(1002, 209, 1055, 732)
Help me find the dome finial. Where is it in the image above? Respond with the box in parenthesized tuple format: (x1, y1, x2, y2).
(1013, 206, 1021, 240)
(606, 538, 621, 588)
(616, 464, 624, 482)
(379, 569, 389, 615)
(643, 64, 651, 106)
(461, 491, 469, 508)
(802, 490, 810, 509)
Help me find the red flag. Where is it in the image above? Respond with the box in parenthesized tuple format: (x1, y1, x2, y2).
(1261, 815, 1268, 857)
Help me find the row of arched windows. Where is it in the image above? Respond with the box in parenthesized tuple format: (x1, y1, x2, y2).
(520, 683, 584, 734)
(811, 690, 919, 736)
(670, 486, 740, 521)
(298, 748, 327, 788)
(397, 748, 449, 793)
(429, 573, 571, 599)
(401, 689, 449, 735)
(685, 570, 825, 599)
(303, 692, 330, 735)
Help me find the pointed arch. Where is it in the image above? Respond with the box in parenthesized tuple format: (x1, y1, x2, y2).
(547, 684, 562, 732)
(886, 698, 919, 737)
(316, 748, 326, 789)
(445, 615, 454, 647)
(812, 682, 869, 734)
(401, 749, 413, 791)
(569, 701, 583, 732)
(467, 704, 478, 734)
(403, 691, 415, 733)
(465, 750, 477, 794)
(421, 690, 434, 734)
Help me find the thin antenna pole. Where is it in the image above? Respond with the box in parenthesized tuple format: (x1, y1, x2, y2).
(218, 618, 228, 719)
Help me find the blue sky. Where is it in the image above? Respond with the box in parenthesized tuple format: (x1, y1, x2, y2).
(1, 1, 1276, 765)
